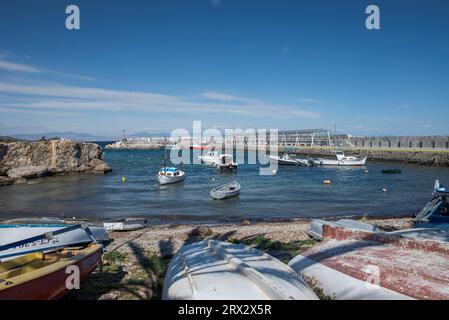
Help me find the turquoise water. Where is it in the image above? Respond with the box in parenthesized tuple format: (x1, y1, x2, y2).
(1, 144, 449, 224)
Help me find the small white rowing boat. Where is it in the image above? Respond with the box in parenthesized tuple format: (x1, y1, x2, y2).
(210, 180, 241, 200)
(162, 240, 318, 300)
(103, 218, 148, 231)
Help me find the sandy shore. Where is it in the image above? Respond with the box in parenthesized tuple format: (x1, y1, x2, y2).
(66, 216, 413, 300)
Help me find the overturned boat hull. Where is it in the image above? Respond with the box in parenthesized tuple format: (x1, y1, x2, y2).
(163, 240, 318, 300)
(0, 224, 108, 260)
(289, 225, 449, 300)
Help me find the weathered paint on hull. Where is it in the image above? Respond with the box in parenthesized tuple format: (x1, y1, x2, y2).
(291, 225, 449, 300)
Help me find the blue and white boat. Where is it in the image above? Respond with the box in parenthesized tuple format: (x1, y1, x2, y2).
(157, 138, 186, 185)
(157, 167, 186, 185)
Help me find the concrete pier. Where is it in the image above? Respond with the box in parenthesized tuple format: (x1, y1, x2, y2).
(286, 146, 449, 166)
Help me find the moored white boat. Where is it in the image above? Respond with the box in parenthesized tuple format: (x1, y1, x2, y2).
(267, 153, 299, 166)
(162, 240, 318, 300)
(198, 150, 220, 165)
(210, 180, 240, 200)
(312, 150, 367, 166)
(157, 138, 186, 185)
(215, 154, 238, 172)
(157, 167, 186, 185)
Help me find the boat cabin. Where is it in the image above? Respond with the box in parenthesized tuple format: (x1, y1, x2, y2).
(159, 167, 182, 176)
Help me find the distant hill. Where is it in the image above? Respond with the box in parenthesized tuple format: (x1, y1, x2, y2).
(127, 131, 170, 138)
(9, 132, 117, 142)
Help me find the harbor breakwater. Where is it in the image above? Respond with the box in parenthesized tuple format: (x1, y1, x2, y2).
(0, 137, 112, 186)
(286, 146, 449, 166)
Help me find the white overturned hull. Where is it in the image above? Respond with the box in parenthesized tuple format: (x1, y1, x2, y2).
(158, 173, 185, 185)
(288, 255, 413, 300)
(0, 224, 108, 260)
(162, 240, 318, 300)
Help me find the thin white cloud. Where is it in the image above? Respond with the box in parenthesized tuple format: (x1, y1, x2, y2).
(0, 60, 41, 73)
(0, 59, 94, 81)
(0, 82, 321, 119)
(300, 98, 320, 103)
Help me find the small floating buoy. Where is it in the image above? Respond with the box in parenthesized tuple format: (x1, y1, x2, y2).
(212, 177, 215, 181)
(365, 169, 369, 173)
(72, 217, 76, 220)
(382, 188, 388, 192)
(121, 176, 126, 183)
(323, 179, 332, 185)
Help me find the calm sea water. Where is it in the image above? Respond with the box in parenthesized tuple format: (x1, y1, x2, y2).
(1, 143, 449, 224)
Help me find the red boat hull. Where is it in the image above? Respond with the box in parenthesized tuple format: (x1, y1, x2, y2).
(0, 246, 102, 300)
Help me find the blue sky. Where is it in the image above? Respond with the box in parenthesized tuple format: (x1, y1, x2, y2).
(0, 0, 448, 138)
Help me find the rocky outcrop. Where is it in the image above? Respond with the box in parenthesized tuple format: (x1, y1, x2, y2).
(0, 139, 112, 186)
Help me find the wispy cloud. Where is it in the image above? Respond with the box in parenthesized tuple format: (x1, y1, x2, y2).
(300, 98, 320, 103)
(0, 82, 320, 119)
(0, 60, 41, 73)
(0, 59, 95, 81)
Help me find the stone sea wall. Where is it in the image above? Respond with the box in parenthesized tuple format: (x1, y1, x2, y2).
(0, 138, 112, 186)
(288, 147, 449, 166)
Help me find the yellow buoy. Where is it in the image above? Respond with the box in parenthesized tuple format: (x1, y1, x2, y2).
(323, 179, 332, 185)
(121, 177, 126, 183)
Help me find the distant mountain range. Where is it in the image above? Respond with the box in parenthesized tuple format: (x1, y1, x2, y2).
(9, 132, 118, 142)
(7, 131, 171, 142)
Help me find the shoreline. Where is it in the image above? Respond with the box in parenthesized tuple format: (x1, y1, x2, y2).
(66, 216, 413, 300)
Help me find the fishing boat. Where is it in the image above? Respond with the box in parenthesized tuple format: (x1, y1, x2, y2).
(308, 218, 380, 241)
(0, 244, 102, 300)
(210, 181, 241, 200)
(103, 218, 148, 231)
(157, 138, 186, 185)
(267, 153, 300, 166)
(215, 154, 238, 172)
(0, 224, 108, 261)
(162, 240, 318, 300)
(312, 150, 367, 166)
(289, 225, 449, 299)
(197, 150, 220, 165)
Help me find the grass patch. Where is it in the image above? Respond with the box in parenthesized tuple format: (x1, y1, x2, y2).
(304, 276, 335, 300)
(104, 250, 129, 265)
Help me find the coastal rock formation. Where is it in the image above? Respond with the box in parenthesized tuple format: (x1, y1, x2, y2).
(0, 138, 112, 186)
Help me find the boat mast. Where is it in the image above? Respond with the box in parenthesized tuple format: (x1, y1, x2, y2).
(164, 137, 167, 170)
